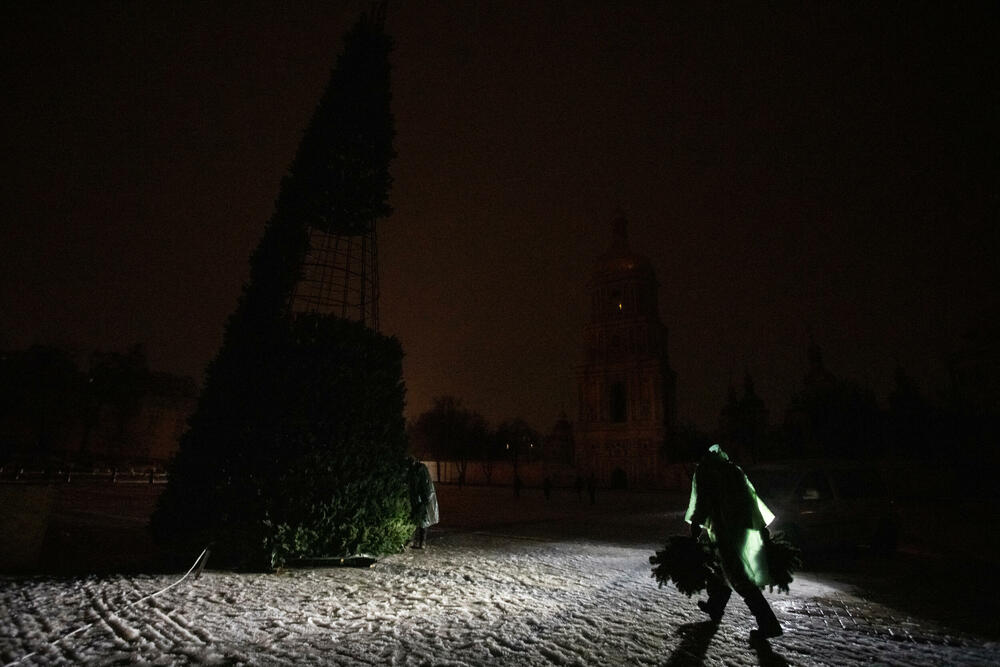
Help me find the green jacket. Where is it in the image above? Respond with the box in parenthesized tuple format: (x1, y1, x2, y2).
(684, 445, 774, 586)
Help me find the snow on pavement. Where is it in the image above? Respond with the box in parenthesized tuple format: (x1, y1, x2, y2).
(2, 488, 998, 665)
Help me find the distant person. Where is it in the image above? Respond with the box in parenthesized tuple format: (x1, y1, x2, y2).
(685, 444, 782, 643)
(513, 474, 522, 498)
(587, 473, 596, 505)
(408, 458, 439, 549)
(543, 476, 552, 500)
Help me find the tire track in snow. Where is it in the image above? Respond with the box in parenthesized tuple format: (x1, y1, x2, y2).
(80, 576, 164, 657)
(498, 541, 674, 664)
(6, 521, 1000, 665)
(148, 604, 205, 645)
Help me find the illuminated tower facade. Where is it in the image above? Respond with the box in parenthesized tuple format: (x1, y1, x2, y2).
(575, 215, 676, 488)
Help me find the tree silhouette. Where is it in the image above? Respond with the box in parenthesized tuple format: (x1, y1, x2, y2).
(495, 418, 540, 470)
(153, 5, 409, 569)
(0, 346, 81, 468)
(410, 396, 488, 486)
(85, 345, 147, 464)
(785, 379, 882, 459)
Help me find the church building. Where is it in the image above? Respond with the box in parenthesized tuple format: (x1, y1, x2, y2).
(574, 215, 677, 488)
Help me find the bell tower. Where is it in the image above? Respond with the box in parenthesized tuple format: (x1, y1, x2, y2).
(575, 214, 676, 488)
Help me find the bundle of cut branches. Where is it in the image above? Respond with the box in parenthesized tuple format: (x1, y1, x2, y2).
(764, 531, 802, 594)
(649, 535, 714, 597)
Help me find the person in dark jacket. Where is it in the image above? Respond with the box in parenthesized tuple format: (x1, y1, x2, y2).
(409, 458, 439, 549)
(685, 444, 782, 642)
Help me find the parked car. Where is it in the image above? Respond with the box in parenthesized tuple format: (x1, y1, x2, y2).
(747, 460, 899, 554)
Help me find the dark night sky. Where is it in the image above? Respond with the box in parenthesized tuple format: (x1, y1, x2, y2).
(2, 2, 997, 432)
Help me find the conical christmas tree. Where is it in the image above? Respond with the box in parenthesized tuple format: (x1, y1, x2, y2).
(152, 4, 412, 569)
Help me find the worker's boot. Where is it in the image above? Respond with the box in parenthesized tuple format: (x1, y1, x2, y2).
(698, 579, 731, 622)
(745, 589, 782, 642)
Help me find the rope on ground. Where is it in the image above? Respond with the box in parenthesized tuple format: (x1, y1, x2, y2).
(3, 548, 209, 667)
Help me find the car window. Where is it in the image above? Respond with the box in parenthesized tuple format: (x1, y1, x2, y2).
(795, 471, 832, 502)
(830, 469, 886, 499)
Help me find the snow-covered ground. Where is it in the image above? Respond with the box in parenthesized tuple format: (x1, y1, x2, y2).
(2, 485, 998, 665)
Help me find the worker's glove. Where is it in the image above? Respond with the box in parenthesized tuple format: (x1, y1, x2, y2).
(690, 523, 702, 540)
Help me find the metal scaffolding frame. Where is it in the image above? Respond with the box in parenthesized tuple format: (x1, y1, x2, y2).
(290, 223, 380, 331)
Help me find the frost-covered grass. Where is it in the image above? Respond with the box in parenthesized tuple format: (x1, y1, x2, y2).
(1, 485, 998, 665)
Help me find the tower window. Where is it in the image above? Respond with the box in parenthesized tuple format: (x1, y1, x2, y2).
(610, 382, 627, 422)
